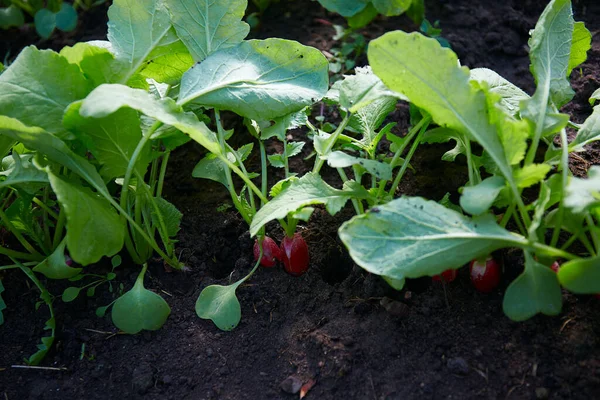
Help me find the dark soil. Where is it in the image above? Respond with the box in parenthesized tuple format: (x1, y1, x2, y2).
(2, 1, 600, 399)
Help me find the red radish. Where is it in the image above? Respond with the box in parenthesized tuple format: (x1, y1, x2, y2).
(432, 269, 457, 283)
(469, 257, 501, 293)
(550, 261, 560, 273)
(253, 237, 282, 267)
(280, 233, 309, 277)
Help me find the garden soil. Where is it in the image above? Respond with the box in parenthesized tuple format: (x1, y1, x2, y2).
(1, 1, 600, 399)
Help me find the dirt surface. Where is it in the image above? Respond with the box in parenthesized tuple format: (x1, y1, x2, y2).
(2, 1, 600, 399)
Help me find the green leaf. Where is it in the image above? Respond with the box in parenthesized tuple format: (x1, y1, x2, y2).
(0, 153, 49, 194)
(151, 197, 182, 237)
(178, 39, 329, 121)
(590, 88, 600, 105)
(347, 3, 378, 29)
(421, 127, 468, 162)
(338, 197, 524, 281)
(567, 21, 591, 75)
(62, 286, 81, 302)
(570, 105, 600, 151)
(368, 32, 515, 187)
(0, 279, 6, 325)
(0, 117, 108, 195)
(372, 0, 412, 16)
(564, 166, 600, 213)
(60, 42, 120, 87)
(326, 151, 392, 180)
(459, 176, 505, 216)
(47, 173, 124, 265)
(470, 68, 529, 116)
(137, 29, 195, 85)
(165, 0, 249, 62)
(383, 275, 405, 291)
(64, 103, 150, 180)
(0, 47, 91, 137)
(349, 98, 397, 153)
(526, 0, 575, 109)
(33, 240, 82, 279)
(193, 144, 254, 187)
(79, 84, 220, 154)
(112, 266, 171, 334)
(514, 164, 551, 189)
(261, 109, 308, 141)
(558, 256, 600, 294)
(34, 8, 56, 38)
(503, 252, 562, 321)
(195, 281, 243, 331)
(55, 3, 77, 32)
(334, 66, 402, 113)
(26, 316, 55, 366)
(250, 172, 369, 236)
(0, 5, 24, 29)
(107, 0, 172, 82)
(316, 0, 368, 17)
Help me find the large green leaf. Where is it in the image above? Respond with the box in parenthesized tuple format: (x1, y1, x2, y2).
(196, 281, 242, 331)
(79, 84, 220, 154)
(64, 103, 150, 180)
(567, 21, 592, 75)
(0, 116, 108, 195)
(33, 240, 82, 279)
(107, 0, 172, 82)
(372, 0, 411, 16)
(338, 197, 524, 281)
(178, 39, 329, 121)
(0, 47, 91, 137)
(558, 256, 600, 294)
(503, 252, 562, 321)
(47, 173, 124, 265)
(60, 42, 120, 87)
(250, 172, 370, 236)
(165, 0, 249, 62)
(316, 0, 368, 17)
(368, 32, 515, 187)
(112, 266, 171, 334)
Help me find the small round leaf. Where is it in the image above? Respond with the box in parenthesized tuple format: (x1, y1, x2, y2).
(55, 4, 77, 32)
(195, 283, 242, 331)
(34, 9, 56, 39)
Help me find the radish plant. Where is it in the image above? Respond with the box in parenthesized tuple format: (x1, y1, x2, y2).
(340, 0, 599, 321)
(317, 0, 424, 29)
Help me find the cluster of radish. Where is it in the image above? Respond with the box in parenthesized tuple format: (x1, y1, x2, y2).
(432, 256, 501, 293)
(253, 234, 309, 277)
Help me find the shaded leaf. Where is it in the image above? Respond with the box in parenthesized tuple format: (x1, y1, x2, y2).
(33, 240, 82, 279)
(195, 281, 242, 331)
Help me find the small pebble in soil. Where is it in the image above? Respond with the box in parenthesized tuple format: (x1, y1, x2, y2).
(447, 357, 469, 375)
(535, 387, 550, 399)
(280, 375, 303, 394)
(380, 297, 409, 318)
(162, 375, 173, 385)
(206, 348, 214, 358)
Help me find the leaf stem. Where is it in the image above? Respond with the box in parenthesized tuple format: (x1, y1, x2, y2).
(388, 122, 427, 196)
(259, 140, 268, 206)
(337, 167, 363, 215)
(0, 207, 43, 258)
(313, 114, 351, 174)
(156, 151, 170, 199)
(550, 128, 569, 248)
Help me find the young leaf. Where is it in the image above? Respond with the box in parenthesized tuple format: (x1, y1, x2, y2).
(0, 153, 49, 194)
(470, 68, 529, 116)
(459, 176, 505, 216)
(335, 66, 402, 113)
(557, 256, 600, 294)
(250, 172, 370, 236)
(195, 281, 243, 331)
(514, 164, 551, 189)
(0, 47, 91, 137)
(107, 0, 172, 82)
(368, 32, 515, 188)
(338, 197, 525, 281)
(112, 266, 171, 334)
(55, 3, 77, 32)
(569, 105, 600, 151)
(47, 172, 124, 266)
(0, 5, 24, 29)
(326, 151, 392, 180)
(383, 276, 405, 291)
(33, 240, 82, 279)
(261, 110, 309, 141)
(349, 98, 397, 153)
(79, 84, 220, 154)
(503, 252, 562, 321)
(64, 103, 151, 180)
(34, 8, 56, 39)
(0, 279, 6, 325)
(151, 197, 182, 237)
(178, 39, 329, 121)
(60, 43, 120, 87)
(564, 166, 600, 213)
(165, 0, 249, 62)
(372, 0, 411, 16)
(0, 117, 108, 195)
(137, 29, 195, 85)
(421, 127, 468, 162)
(62, 286, 82, 302)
